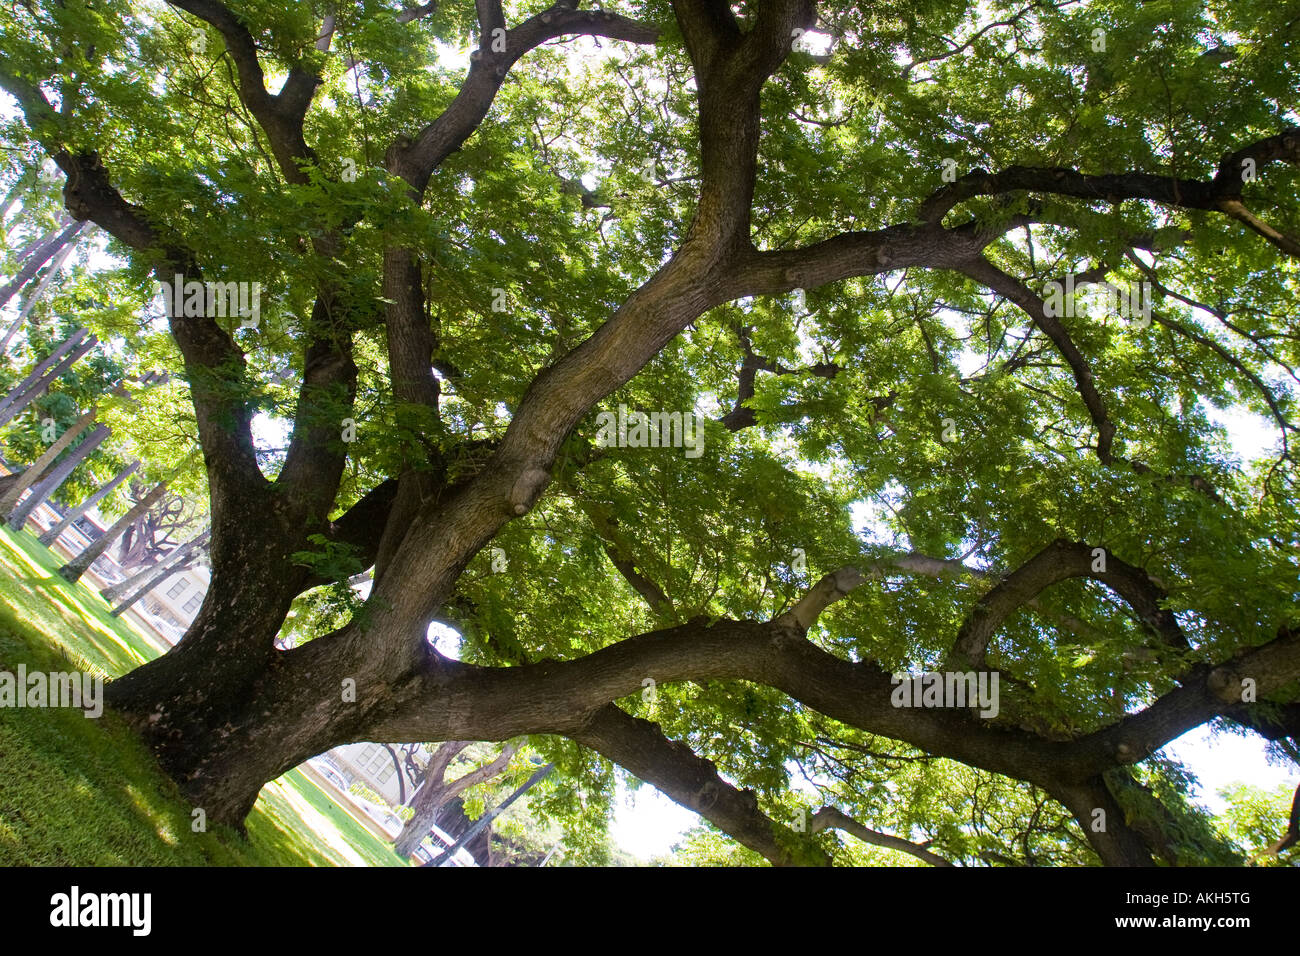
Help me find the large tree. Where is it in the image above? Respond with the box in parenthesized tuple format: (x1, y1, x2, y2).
(1, 0, 1298, 866)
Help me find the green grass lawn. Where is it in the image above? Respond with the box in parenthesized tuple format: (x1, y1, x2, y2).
(0, 523, 408, 866)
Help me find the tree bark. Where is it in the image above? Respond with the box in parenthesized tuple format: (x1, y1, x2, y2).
(9, 0, 1296, 869)
(59, 480, 167, 583)
(38, 459, 138, 546)
(102, 483, 356, 822)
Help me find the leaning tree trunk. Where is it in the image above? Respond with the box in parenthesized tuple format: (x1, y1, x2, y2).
(0, 226, 86, 352)
(7, 423, 109, 530)
(0, 218, 83, 314)
(394, 741, 519, 858)
(0, 333, 98, 428)
(0, 175, 32, 225)
(0, 327, 87, 418)
(0, 464, 53, 501)
(101, 478, 356, 825)
(59, 480, 167, 583)
(38, 459, 138, 546)
(110, 558, 199, 617)
(393, 742, 467, 858)
(103, 528, 209, 608)
(92, 261, 712, 827)
(0, 407, 97, 516)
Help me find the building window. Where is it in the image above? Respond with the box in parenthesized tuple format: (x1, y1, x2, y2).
(182, 594, 203, 615)
(166, 579, 190, 599)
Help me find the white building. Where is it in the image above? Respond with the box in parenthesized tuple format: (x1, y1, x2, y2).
(140, 564, 211, 637)
(330, 742, 427, 806)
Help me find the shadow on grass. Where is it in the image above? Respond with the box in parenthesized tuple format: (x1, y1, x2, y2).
(0, 525, 155, 673)
(0, 527, 409, 867)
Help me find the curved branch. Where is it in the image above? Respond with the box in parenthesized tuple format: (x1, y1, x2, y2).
(1124, 250, 1296, 454)
(810, 805, 954, 866)
(958, 255, 1118, 463)
(168, 0, 322, 183)
(390, 2, 661, 193)
(917, 127, 1300, 233)
(573, 494, 675, 619)
(442, 740, 519, 802)
(948, 539, 1187, 671)
(1074, 622, 1300, 769)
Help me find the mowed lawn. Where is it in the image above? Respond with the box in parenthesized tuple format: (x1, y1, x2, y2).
(0, 523, 408, 866)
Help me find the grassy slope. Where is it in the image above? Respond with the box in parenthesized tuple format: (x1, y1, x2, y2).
(0, 524, 407, 866)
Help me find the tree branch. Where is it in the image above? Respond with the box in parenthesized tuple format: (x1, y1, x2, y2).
(390, 2, 661, 193)
(917, 128, 1300, 227)
(957, 255, 1118, 463)
(810, 805, 954, 866)
(569, 704, 825, 866)
(947, 539, 1187, 671)
(168, 0, 322, 183)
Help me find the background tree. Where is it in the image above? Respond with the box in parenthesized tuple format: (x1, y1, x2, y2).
(115, 490, 199, 570)
(1, 0, 1298, 867)
(394, 739, 520, 858)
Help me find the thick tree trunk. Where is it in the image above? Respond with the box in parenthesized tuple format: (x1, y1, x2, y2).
(99, 236, 745, 828)
(104, 621, 384, 825)
(7, 422, 108, 530)
(59, 480, 167, 583)
(102, 486, 360, 823)
(38, 459, 138, 546)
(0, 407, 97, 516)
